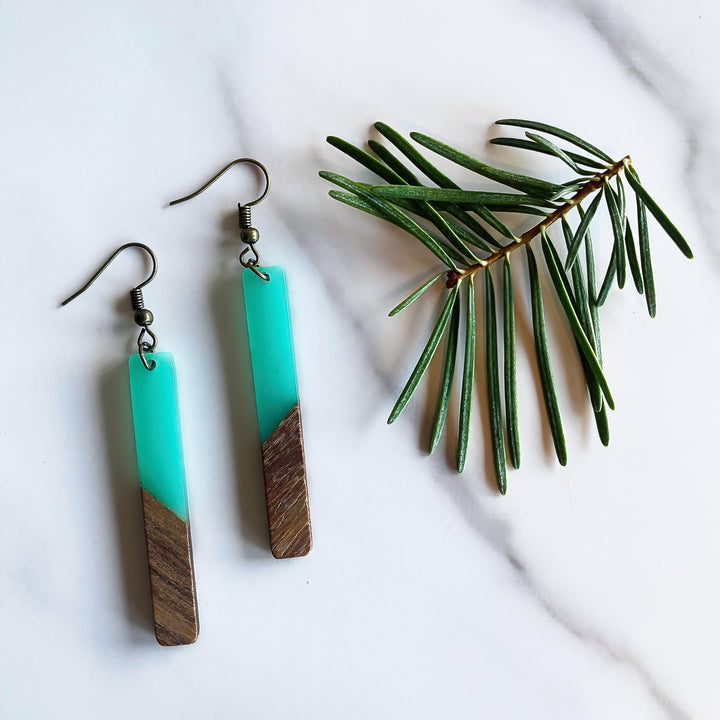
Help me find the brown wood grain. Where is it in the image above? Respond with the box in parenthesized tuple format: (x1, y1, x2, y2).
(141, 489, 199, 645)
(261, 403, 313, 558)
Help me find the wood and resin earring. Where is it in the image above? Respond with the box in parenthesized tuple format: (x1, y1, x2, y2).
(61, 243, 199, 645)
(170, 160, 312, 559)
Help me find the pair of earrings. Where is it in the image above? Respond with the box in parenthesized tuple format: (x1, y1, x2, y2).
(61, 159, 312, 646)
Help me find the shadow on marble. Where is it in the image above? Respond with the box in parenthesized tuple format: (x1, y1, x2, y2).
(97, 361, 156, 647)
(209, 212, 270, 559)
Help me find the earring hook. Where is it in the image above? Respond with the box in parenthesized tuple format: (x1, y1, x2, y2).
(60, 242, 158, 307)
(60, 243, 157, 370)
(168, 158, 270, 208)
(169, 158, 271, 282)
(60, 242, 159, 370)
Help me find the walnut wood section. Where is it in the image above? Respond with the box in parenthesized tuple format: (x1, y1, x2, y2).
(140, 489, 199, 646)
(261, 403, 313, 558)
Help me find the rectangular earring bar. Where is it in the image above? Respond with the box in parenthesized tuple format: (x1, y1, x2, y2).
(128, 352, 199, 645)
(242, 266, 313, 558)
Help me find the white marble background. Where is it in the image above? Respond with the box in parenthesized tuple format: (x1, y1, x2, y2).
(0, 1, 718, 718)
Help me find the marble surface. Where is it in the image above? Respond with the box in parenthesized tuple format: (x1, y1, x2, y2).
(1, 1, 718, 718)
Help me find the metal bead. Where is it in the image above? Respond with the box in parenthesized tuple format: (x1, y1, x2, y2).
(134, 308, 154, 326)
(240, 227, 260, 244)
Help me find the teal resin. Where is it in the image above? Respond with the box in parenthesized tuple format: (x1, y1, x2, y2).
(242, 266, 299, 443)
(128, 352, 189, 521)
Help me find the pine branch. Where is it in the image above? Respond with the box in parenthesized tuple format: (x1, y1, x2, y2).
(320, 119, 692, 492)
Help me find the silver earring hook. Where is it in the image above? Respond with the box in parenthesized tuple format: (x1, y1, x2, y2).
(60, 242, 158, 307)
(169, 158, 272, 282)
(60, 242, 159, 371)
(168, 158, 270, 208)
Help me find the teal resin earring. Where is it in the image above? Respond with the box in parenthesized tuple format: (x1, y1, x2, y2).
(61, 243, 199, 645)
(170, 160, 312, 559)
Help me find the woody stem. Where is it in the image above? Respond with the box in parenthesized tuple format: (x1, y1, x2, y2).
(452, 156, 630, 282)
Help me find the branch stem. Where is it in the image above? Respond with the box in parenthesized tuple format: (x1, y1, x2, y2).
(451, 156, 631, 283)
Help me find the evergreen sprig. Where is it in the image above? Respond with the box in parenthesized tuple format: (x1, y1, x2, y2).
(320, 119, 692, 493)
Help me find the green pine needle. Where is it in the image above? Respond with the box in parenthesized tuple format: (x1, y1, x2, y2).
(326, 136, 404, 185)
(541, 230, 614, 410)
(561, 218, 603, 415)
(389, 272, 445, 316)
(525, 132, 586, 175)
(596, 249, 617, 306)
(485, 271, 507, 493)
(490, 136, 607, 170)
(624, 219, 644, 295)
(503, 256, 520, 470)
(367, 139, 420, 184)
(495, 119, 614, 164)
(457, 278, 476, 472)
(624, 165, 693, 259)
(371, 185, 553, 208)
(604, 180, 626, 290)
(527, 245, 567, 466)
(411, 131, 566, 199)
(388, 287, 459, 424)
(565, 191, 603, 271)
(429, 299, 460, 454)
(636, 189, 656, 317)
(582, 213, 603, 361)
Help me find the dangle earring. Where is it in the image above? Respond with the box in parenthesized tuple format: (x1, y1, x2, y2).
(170, 159, 312, 559)
(61, 243, 199, 645)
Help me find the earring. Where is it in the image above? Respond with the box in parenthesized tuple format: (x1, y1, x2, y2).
(170, 160, 312, 559)
(61, 243, 199, 645)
